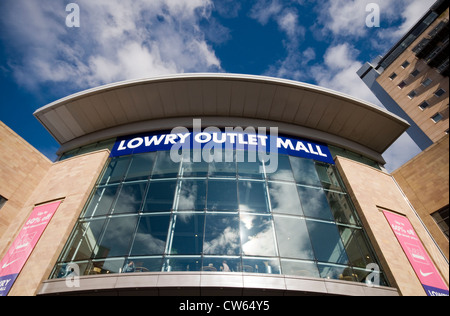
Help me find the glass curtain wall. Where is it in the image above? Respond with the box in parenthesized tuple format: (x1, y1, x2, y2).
(51, 149, 389, 286)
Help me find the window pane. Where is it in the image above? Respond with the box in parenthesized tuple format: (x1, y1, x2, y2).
(432, 113, 443, 123)
(93, 215, 138, 258)
(240, 214, 277, 257)
(180, 150, 208, 177)
(152, 151, 180, 179)
(352, 267, 389, 286)
(401, 60, 410, 68)
(122, 257, 163, 273)
(242, 257, 281, 274)
(434, 88, 446, 97)
(124, 152, 156, 181)
(60, 219, 106, 262)
(237, 150, 264, 179)
(99, 156, 131, 185)
(338, 226, 378, 268)
(280, 259, 319, 278)
(203, 214, 241, 255)
(207, 179, 238, 211)
(203, 256, 241, 272)
(267, 155, 294, 182)
(130, 215, 170, 256)
(297, 186, 334, 221)
(306, 220, 348, 264)
(289, 156, 321, 186)
(326, 191, 357, 225)
(83, 185, 119, 217)
(52, 261, 91, 279)
(113, 182, 147, 215)
(269, 182, 303, 216)
(238, 180, 270, 213)
(90, 258, 125, 275)
(143, 180, 177, 213)
(176, 179, 206, 211)
(273, 215, 314, 260)
(318, 263, 353, 281)
(168, 213, 205, 255)
(163, 256, 202, 272)
(208, 149, 236, 178)
(315, 163, 342, 191)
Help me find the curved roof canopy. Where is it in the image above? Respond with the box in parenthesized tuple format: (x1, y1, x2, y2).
(34, 73, 409, 154)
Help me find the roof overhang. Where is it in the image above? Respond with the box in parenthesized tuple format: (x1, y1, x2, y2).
(34, 73, 409, 155)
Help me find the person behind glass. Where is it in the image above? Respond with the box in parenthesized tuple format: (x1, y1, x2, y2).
(221, 260, 231, 272)
(123, 261, 135, 273)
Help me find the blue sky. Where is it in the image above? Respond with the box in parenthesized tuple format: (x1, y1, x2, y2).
(0, 0, 436, 171)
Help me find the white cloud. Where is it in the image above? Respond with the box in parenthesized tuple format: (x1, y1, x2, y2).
(382, 133, 422, 172)
(250, 0, 307, 81)
(317, 0, 436, 43)
(308, 42, 422, 171)
(310, 43, 380, 104)
(249, 0, 283, 25)
(1, 0, 222, 93)
(385, 0, 436, 40)
(317, 0, 374, 37)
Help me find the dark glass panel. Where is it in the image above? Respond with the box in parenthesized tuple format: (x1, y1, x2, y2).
(93, 215, 139, 258)
(177, 179, 207, 211)
(124, 152, 156, 182)
(306, 220, 349, 264)
(207, 179, 238, 211)
(168, 213, 205, 255)
(130, 215, 170, 256)
(83, 185, 119, 217)
(338, 226, 378, 268)
(99, 156, 131, 185)
(152, 151, 180, 179)
(113, 182, 147, 214)
(143, 180, 177, 213)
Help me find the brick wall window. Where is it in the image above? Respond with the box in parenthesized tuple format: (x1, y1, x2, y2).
(432, 206, 449, 239)
(0, 195, 7, 210)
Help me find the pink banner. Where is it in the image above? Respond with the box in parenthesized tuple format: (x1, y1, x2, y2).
(0, 201, 61, 296)
(383, 210, 449, 296)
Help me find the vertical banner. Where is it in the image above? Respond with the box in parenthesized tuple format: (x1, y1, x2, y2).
(0, 201, 61, 296)
(383, 210, 449, 296)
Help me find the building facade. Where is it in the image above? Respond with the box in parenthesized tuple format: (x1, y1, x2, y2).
(1, 74, 448, 296)
(358, 0, 448, 150)
(358, 0, 449, 263)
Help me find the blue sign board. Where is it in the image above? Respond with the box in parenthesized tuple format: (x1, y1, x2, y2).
(110, 130, 334, 165)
